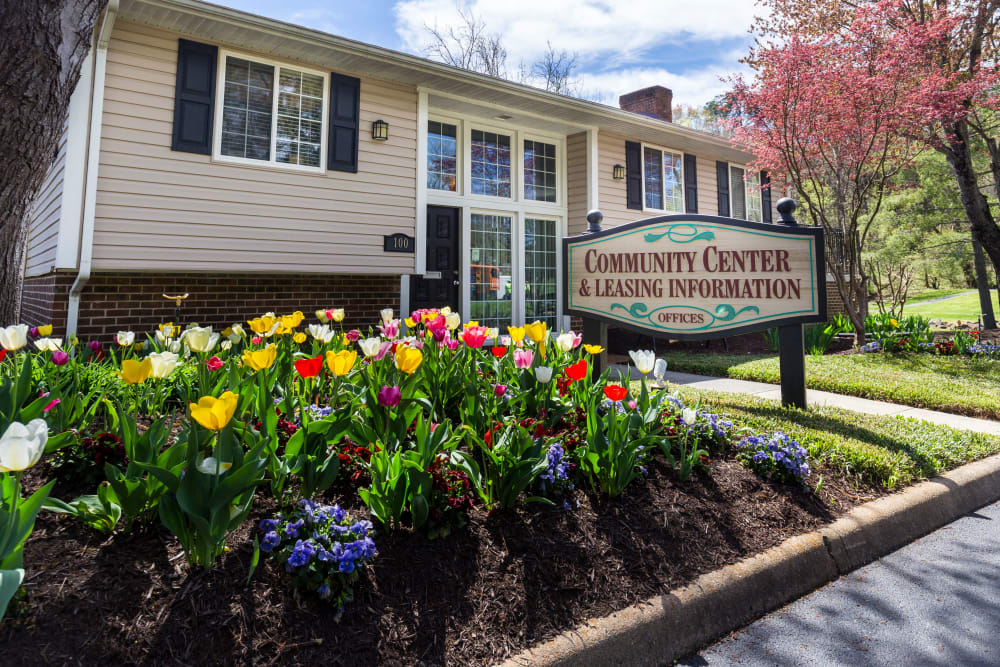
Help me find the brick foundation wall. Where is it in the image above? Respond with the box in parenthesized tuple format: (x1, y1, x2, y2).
(825, 280, 847, 318)
(18, 272, 401, 339)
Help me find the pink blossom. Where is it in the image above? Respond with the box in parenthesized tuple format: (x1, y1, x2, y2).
(373, 341, 393, 361)
(377, 385, 402, 408)
(43, 398, 61, 412)
(206, 356, 224, 371)
(51, 350, 69, 366)
(627, 400, 637, 410)
(513, 349, 535, 369)
(346, 329, 361, 342)
(493, 383, 507, 397)
(251, 336, 262, 345)
(443, 338, 460, 351)
(379, 319, 400, 339)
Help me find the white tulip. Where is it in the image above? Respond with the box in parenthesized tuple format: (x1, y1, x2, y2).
(681, 407, 698, 425)
(358, 336, 382, 357)
(228, 324, 246, 343)
(0, 325, 29, 351)
(535, 366, 554, 384)
(33, 338, 63, 352)
(440, 306, 451, 316)
(307, 324, 335, 343)
(183, 326, 220, 353)
(488, 328, 500, 340)
(168, 340, 182, 354)
(116, 331, 135, 346)
(0, 419, 48, 472)
(380, 308, 394, 324)
(196, 457, 232, 475)
(155, 329, 172, 344)
(628, 349, 656, 375)
(445, 312, 461, 330)
(555, 333, 578, 353)
(221, 340, 232, 351)
(147, 351, 181, 379)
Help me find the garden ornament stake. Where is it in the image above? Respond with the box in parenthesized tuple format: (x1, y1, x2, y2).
(163, 293, 189, 322)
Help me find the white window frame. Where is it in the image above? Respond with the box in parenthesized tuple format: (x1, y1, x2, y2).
(212, 49, 330, 174)
(728, 164, 763, 222)
(427, 114, 462, 194)
(640, 142, 685, 214)
(422, 106, 569, 328)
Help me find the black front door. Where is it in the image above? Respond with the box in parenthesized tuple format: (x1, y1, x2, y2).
(410, 206, 460, 313)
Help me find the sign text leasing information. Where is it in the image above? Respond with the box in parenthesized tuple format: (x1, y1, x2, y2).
(564, 215, 826, 338)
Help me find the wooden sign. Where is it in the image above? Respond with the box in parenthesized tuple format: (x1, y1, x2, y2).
(384, 234, 415, 253)
(564, 214, 826, 339)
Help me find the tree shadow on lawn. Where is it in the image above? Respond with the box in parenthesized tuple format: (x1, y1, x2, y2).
(721, 401, 941, 476)
(873, 353, 1000, 384)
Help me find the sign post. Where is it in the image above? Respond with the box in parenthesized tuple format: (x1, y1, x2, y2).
(563, 199, 824, 409)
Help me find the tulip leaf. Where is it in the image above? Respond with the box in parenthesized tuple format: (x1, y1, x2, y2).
(0, 568, 25, 621)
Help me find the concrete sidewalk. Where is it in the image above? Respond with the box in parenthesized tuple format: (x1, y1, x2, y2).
(657, 369, 1000, 436)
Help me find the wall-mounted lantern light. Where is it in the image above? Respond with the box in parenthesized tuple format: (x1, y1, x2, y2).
(372, 119, 389, 141)
(612, 164, 626, 180)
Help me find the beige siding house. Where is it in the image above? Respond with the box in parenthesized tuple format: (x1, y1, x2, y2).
(21, 0, 780, 339)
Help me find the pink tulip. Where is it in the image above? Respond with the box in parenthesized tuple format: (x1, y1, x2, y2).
(373, 341, 393, 361)
(206, 356, 224, 371)
(43, 398, 61, 412)
(513, 349, 535, 369)
(493, 383, 507, 397)
(379, 319, 400, 339)
(346, 329, 361, 342)
(251, 336, 262, 345)
(51, 350, 69, 366)
(87, 340, 101, 352)
(628, 400, 637, 410)
(443, 338, 460, 351)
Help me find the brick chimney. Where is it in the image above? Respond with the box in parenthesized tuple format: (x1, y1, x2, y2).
(619, 86, 673, 122)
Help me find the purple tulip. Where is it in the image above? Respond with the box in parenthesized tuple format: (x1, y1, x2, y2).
(51, 350, 69, 366)
(88, 340, 101, 352)
(377, 385, 401, 408)
(29, 327, 39, 338)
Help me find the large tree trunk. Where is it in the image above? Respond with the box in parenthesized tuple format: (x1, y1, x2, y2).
(0, 0, 107, 325)
(940, 120, 1000, 313)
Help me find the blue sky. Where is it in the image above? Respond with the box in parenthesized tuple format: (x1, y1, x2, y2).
(213, 0, 760, 107)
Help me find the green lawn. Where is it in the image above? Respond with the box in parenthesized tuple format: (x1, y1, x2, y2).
(660, 352, 1000, 419)
(902, 290, 998, 322)
(677, 389, 1000, 489)
(905, 288, 969, 304)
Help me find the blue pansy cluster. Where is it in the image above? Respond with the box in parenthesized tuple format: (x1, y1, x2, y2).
(258, 499, 376, 617)
(860, 341, 881, 353)
(539, 443, 574, 499)
(969, 343, 1000, 355)
(666, 396, 735, 453)
(735, 432, 812, 486)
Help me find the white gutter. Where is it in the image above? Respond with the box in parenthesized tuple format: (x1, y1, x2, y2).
(67, 0, 118, 337)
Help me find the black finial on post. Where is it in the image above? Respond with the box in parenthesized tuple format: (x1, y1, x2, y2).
(776, 198, 798, 225)
(586, 210, 604, 234)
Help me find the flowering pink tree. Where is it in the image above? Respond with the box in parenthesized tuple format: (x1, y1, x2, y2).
(731, 0, 998, 337)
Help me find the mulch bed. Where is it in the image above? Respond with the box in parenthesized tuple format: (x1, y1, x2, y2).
(3, 457, 884, 666)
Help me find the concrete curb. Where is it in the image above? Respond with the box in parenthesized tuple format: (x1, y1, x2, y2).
(501, 453, 1000, 667)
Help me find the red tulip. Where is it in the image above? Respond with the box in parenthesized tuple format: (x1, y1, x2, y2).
(603, 385, 628, 402)
(491, 346, 508, 358)
(566, 359, 587, 382)
(205, 356, 224, 372)
(294, 355, 324, 379)
(0, 349, 8, 363)
(460, 326, 489, 349)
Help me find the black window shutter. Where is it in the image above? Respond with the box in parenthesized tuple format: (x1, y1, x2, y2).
(683, 153, 698, 214)
(328, 73, 361, 172)
(171, 39, 218, 154)
(760, 170, 772, 222)
(717, 161, 730, 217)
(625, 141, 642, 210)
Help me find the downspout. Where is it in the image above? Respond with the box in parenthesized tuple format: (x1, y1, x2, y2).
(67, 0, 118, 337)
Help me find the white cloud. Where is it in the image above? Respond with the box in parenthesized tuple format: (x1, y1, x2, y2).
(394, 0, 759, 65)
(393, 0, 759, 107)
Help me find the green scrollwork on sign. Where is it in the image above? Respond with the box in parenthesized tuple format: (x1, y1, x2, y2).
(643, 224, 716, 244)
(609, 302, 761, 331)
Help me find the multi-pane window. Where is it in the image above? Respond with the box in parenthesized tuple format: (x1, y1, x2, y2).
(427, 121, 458, 191)
(643, 147, 663, 209)
(470, 130, 511, 197)
(745, 171, 762, 222)
(469, 213, 513, 329)
(524, 218, 558, 329)
(218, 54, 325, 169)
(524, 140, 557, 202)
(643, 145, 684, 212)
(729, 166, 747, 220)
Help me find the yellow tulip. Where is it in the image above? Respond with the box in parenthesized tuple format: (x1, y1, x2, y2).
(525, 321, 548, 344)
(405, 317, 417, 328)
(189, 391, 239, 431)
(248, 315, 279, 336)
(315, 309, 329, 323)
(464, 320, 480, 328)
(330, 308, 345, 323)
(37, 324, 53, 337)
(508, 326, 525, 343)
(326, 349, 357, 376)
(293, 332, 307, 344)
(890, 318, 899, 328)
(584, 344, 605, 354)
(395, 346, 423, 375)
(242, 344, 277, 371)
(119, 358, 153, 384)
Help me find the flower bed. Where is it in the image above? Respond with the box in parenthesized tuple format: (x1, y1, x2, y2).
(0, 309, 992, 663)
